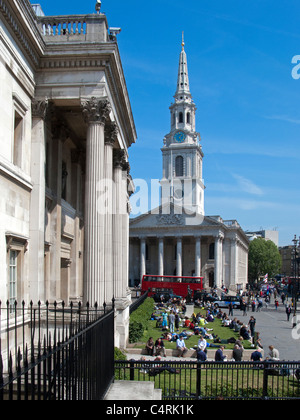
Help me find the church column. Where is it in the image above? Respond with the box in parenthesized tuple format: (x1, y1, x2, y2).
(158, 237, 164, 277)
(214, 233, 224, 288)
(195, 236, 201, 278)
(140, 237, 147, 282)
(81, 97, 111, 305)
(30, 99, 49, 303)
(230, 236, 238, 290)
(176, 237, 182, 278)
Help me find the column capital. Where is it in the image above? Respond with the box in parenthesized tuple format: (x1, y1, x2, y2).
(113, 149, 126, 168)
(81, 97, 111, 125)
(31, 99, 49, 120)
(215, 231, 225, 242)
(105, 121, 119, 146)
(113, 149, 130, 173)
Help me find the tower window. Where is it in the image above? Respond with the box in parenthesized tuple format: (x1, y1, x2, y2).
(179, 112, 184, 124)
(187, 112, 191, 124)
(175, 156, 184, 177)
(13, 110, 23, 167)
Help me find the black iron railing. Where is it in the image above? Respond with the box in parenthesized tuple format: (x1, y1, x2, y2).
(115, 359, 300, 400)
(0, 300, 115, 400)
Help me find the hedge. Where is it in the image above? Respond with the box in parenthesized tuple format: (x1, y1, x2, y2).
(129, 298, 154, 343)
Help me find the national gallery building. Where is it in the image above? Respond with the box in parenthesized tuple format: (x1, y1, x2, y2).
(0, 0, 136, 347)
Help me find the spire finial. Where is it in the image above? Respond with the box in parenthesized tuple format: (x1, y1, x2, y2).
(181, 31, 185, 51)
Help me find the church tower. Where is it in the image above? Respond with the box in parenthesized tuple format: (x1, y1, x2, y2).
(161, 35, 205, 215)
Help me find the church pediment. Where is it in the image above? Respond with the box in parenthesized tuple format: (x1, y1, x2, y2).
(129, 203, 224, 230)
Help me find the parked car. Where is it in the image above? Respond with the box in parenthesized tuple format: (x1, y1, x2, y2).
(193, 291, 220, 307)
(214, 296, 242, 309)
(153, 291, 182, 303)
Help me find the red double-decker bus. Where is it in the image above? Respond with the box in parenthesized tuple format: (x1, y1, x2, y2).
(141, 275, 204, 299)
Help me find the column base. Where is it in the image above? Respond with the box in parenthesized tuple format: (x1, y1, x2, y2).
(114, 292, 132, 349)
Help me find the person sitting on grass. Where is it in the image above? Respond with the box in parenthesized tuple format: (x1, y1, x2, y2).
(149, 357, 180, 376)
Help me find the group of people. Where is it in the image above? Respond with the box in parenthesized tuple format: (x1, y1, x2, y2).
(145, 290, 283, 362)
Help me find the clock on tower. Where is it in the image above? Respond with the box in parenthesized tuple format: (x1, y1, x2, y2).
(173, 131, 186, 143)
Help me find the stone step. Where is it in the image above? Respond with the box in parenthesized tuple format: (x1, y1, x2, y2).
(126, 347, 253, 360)
(105, 380, 162, 401)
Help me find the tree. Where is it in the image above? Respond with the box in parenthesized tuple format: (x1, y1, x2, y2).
(248, 238, 282, 283)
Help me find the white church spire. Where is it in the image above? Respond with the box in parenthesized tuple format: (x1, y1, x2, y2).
(175, 32, 191, 99)
(161, 36, 205, 216)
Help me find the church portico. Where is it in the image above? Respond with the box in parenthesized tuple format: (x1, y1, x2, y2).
(129, 214, 248, 292)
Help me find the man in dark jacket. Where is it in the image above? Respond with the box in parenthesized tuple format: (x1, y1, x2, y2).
(215, 346, 226, 361)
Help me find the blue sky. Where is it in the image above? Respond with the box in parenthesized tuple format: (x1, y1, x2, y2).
(38, 0, 300, 246)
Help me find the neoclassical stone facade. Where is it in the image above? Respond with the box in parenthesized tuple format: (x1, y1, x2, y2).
(129, 41, 249, 292)
(129, 209, 249, 292)
(0, 0, 136, 347)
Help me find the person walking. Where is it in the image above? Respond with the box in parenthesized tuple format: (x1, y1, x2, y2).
(249, 316, 256, 344)
(286, 305, 292, 322)
(175, 313, 180, 332)
(241, 299, 247, 316)
(228, 302, 234, 316)
(169, 311, 175, 333)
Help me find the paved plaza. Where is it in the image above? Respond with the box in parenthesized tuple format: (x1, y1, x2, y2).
(240, 303, 300, 361)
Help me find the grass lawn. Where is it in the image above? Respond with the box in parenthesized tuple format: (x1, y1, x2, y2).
(130, 301, 253, 351)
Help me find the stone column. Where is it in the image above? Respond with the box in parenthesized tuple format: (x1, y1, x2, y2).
(104, 122, 118, 303)
(113, 149, 126, 298)
(30, 99, 48, 303)
(48, 114, 66, 301)
(70, 149, 83, 301)
(230, 236, 238, 290)
(81, 97, 111, 306)
(140, 237, 146, 282)
(176, 237, 182, 278)
(195, 236, 201, 278)
(158, 237, 164, 277)
(214, 233, 224, 288)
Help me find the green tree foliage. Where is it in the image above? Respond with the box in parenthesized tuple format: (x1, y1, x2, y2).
(248, 238, 282, 283)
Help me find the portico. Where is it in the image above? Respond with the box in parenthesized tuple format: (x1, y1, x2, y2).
(129, 212, 248, 292)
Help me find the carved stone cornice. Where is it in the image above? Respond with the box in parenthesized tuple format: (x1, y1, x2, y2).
(81, 97, 111, 125)
(0, 0, 42, 67)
